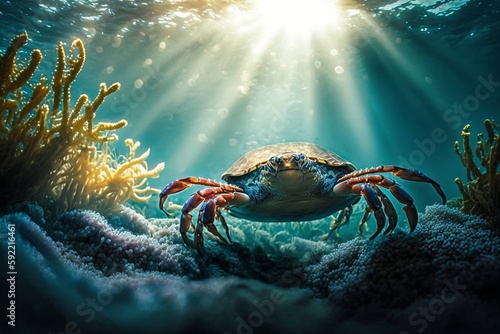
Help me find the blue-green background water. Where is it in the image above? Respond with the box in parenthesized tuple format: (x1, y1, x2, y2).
(1, 0, 499, 211)
(1, 1, 500, 334)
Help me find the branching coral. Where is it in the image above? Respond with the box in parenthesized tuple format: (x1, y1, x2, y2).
(454, 119, 499, 216)
(52, 139, 165, 213)
(0, 33, 164, 213)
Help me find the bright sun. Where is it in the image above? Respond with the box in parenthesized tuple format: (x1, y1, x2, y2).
(252, 0, 341, 36)
(150, 0, 375, 169)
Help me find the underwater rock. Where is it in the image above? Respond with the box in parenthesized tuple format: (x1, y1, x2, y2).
(1, 204, 499, 334)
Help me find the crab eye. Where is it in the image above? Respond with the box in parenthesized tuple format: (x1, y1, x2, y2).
(269, 156, 281, 165)
(298, 153, 306, 161)
(266, 156, 280, 173)
(293, 153, 306, 162)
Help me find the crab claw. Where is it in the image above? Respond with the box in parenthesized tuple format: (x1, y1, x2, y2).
(390, 166, 447, 204)
(159, 177, 232, 217)
(159, 179, 193, 217)
(159, 194, 175, 218)
(337, 165, 447, 205)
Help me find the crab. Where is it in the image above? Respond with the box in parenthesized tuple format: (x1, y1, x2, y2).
(159, 142, 446, 254)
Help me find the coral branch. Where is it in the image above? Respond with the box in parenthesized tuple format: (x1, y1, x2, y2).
(10, 49, 43, 92)
(0, 33, 164, 214)
(0, 33, 30, 95)
(454, 119, 499, 216)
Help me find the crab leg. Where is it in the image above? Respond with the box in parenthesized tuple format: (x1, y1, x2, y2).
(357, 184, 398, 237)
(178, 187, 225, 247)
(203, 200, 229, 244)
(331, 181, 386, 239)
(179, 193, 204, 247)
(388, 183, 418, 232)
(192, 192, 251, 255)
(359, 183, 386, 240)
(321, 206, 353, 241)
(193, 199, 228, 256)
(216, 208, 232, 243)
(193, 217, 205, 256)
(372, 185, 398, 235)
(173, 185, 250, 254)
(358, 206, 372, 234)
(334, 174, 419, 236)
(337, 165, 446, 204)
(159, 176, 243, 215)
(357, 175, 418, 232)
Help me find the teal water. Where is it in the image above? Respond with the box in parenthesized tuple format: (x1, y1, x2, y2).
(1, 0, 498, 208)
(1, 1, 500, 333)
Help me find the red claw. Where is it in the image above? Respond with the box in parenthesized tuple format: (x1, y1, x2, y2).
(158, 175, 250, 254)
(159, 179, 193, 216)
(333, 165, 446, 239)
(159, 177, 244, 216)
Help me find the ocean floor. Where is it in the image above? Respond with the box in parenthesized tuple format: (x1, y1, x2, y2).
(1, 203, 500, 334)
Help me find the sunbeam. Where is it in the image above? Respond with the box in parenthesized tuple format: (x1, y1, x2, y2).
(101, 0, 469, 181)
(252, 0, 342, 37)
(115, 0, 379, 177)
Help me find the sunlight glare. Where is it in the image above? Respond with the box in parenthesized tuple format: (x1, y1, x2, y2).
(253, 0, 341, 36)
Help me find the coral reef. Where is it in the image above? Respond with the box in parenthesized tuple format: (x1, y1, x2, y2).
(1, 203, 499, 333)
(0, 33, 164, 214)
(304, 205, 500, 308)
(454, 119, 499, 216)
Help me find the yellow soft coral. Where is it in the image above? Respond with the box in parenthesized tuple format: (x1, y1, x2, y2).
(454, 119, 499, 216)
(0, 33, 164, 214)
(51, 139, 164, 213)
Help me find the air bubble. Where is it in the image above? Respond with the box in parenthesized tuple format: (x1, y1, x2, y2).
(134, 79, 144, 89)
(198, 133, 207, 143)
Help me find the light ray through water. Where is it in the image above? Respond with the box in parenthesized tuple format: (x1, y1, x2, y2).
(91, 0, 479, 186)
